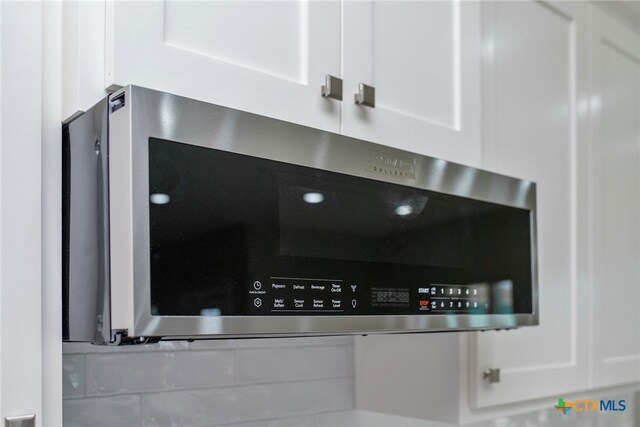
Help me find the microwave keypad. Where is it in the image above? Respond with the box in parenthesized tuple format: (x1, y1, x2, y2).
(249, 278, 362, 314)
(249, 279, 495, 315)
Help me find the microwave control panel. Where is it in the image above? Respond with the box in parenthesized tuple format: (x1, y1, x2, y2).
(247, 278, 494, 316)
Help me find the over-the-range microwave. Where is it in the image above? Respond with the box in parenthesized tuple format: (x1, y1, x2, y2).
(63, 85, 538, 345)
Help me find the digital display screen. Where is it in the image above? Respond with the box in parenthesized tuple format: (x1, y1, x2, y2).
(371, 288, 410, 307)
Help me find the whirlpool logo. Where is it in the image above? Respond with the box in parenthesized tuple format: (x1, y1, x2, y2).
(554, 397, 626, 415)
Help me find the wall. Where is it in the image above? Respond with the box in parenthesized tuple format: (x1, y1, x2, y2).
(62, 336, 354, 426)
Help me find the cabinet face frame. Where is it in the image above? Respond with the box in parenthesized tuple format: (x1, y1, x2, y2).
(470, 0, 590, 409)
(589, 5, 640, 389)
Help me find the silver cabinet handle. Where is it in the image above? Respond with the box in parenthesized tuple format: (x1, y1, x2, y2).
(321, 75, 343, 101)
(483, 368, 500, 383)
(5, 415, 35, 427)
(354, 83, 375, 108)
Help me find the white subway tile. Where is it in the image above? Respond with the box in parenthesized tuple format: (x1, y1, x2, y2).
(64, 336, 353, 354)
(63, 354, 85, 398)
(143, 385, 273, 426)
(270, 378, 354, 417)
(237, 346, 352, 384)
(63, 341, 191, 354)
(86, 350, 235, 395)
(63, 395, 142, 427)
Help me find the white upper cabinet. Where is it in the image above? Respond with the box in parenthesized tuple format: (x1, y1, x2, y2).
(589, 6, 640, 389)
(107, 1, 482, 162)
(472, 1, 589, 407)
(342, 0, 481, 166)
(107, 1, 342, 132)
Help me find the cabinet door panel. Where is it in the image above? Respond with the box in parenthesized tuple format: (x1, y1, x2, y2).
(471, 1, 588, 407)
(591, 6, 640, 388)
(108, 1, 341, 132)
(342, 1, 480, 166)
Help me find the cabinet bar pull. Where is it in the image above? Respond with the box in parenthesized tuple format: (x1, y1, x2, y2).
(354, 83, 375, 108)
(483, 368, 500, 384)
(321, 75, 343, 101)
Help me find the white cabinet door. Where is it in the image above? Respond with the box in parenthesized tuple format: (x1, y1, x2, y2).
(107, 1, 342, 132)
(590, 6, 640, 389)
(471, 1, 589, 408)
(342, 0, 481, 166)
(0, 1, 48, 425)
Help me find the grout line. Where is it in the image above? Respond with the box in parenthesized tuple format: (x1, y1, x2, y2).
(233, 347, 239, 385)
(76, 375, 355, 400)
(211, 407, 355, 427)
(138, 392, 145, 427)
(81, 353, 87, 398)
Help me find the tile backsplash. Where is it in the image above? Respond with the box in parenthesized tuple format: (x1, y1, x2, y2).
(63, 338, 637, 427)
(63, 336, 354, 426)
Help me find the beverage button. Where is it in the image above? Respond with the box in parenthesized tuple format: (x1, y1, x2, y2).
(352, 299, 357, 308)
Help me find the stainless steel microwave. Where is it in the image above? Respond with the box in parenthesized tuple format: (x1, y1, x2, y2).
(63, 85, 538, 345)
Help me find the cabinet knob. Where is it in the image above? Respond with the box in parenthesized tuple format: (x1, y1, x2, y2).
(483, 368, 500, 384)
(354, 83, 375, 108)
(321, 75, 343, 101)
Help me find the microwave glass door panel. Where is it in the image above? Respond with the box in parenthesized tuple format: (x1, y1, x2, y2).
(149, 138, 532, 318)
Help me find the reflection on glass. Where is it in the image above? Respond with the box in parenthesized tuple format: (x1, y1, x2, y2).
(493, 280, 514, 314)
(150, 193, 171, 205)
(302, 192, 324, 204)
(200, 308, 222, 317)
